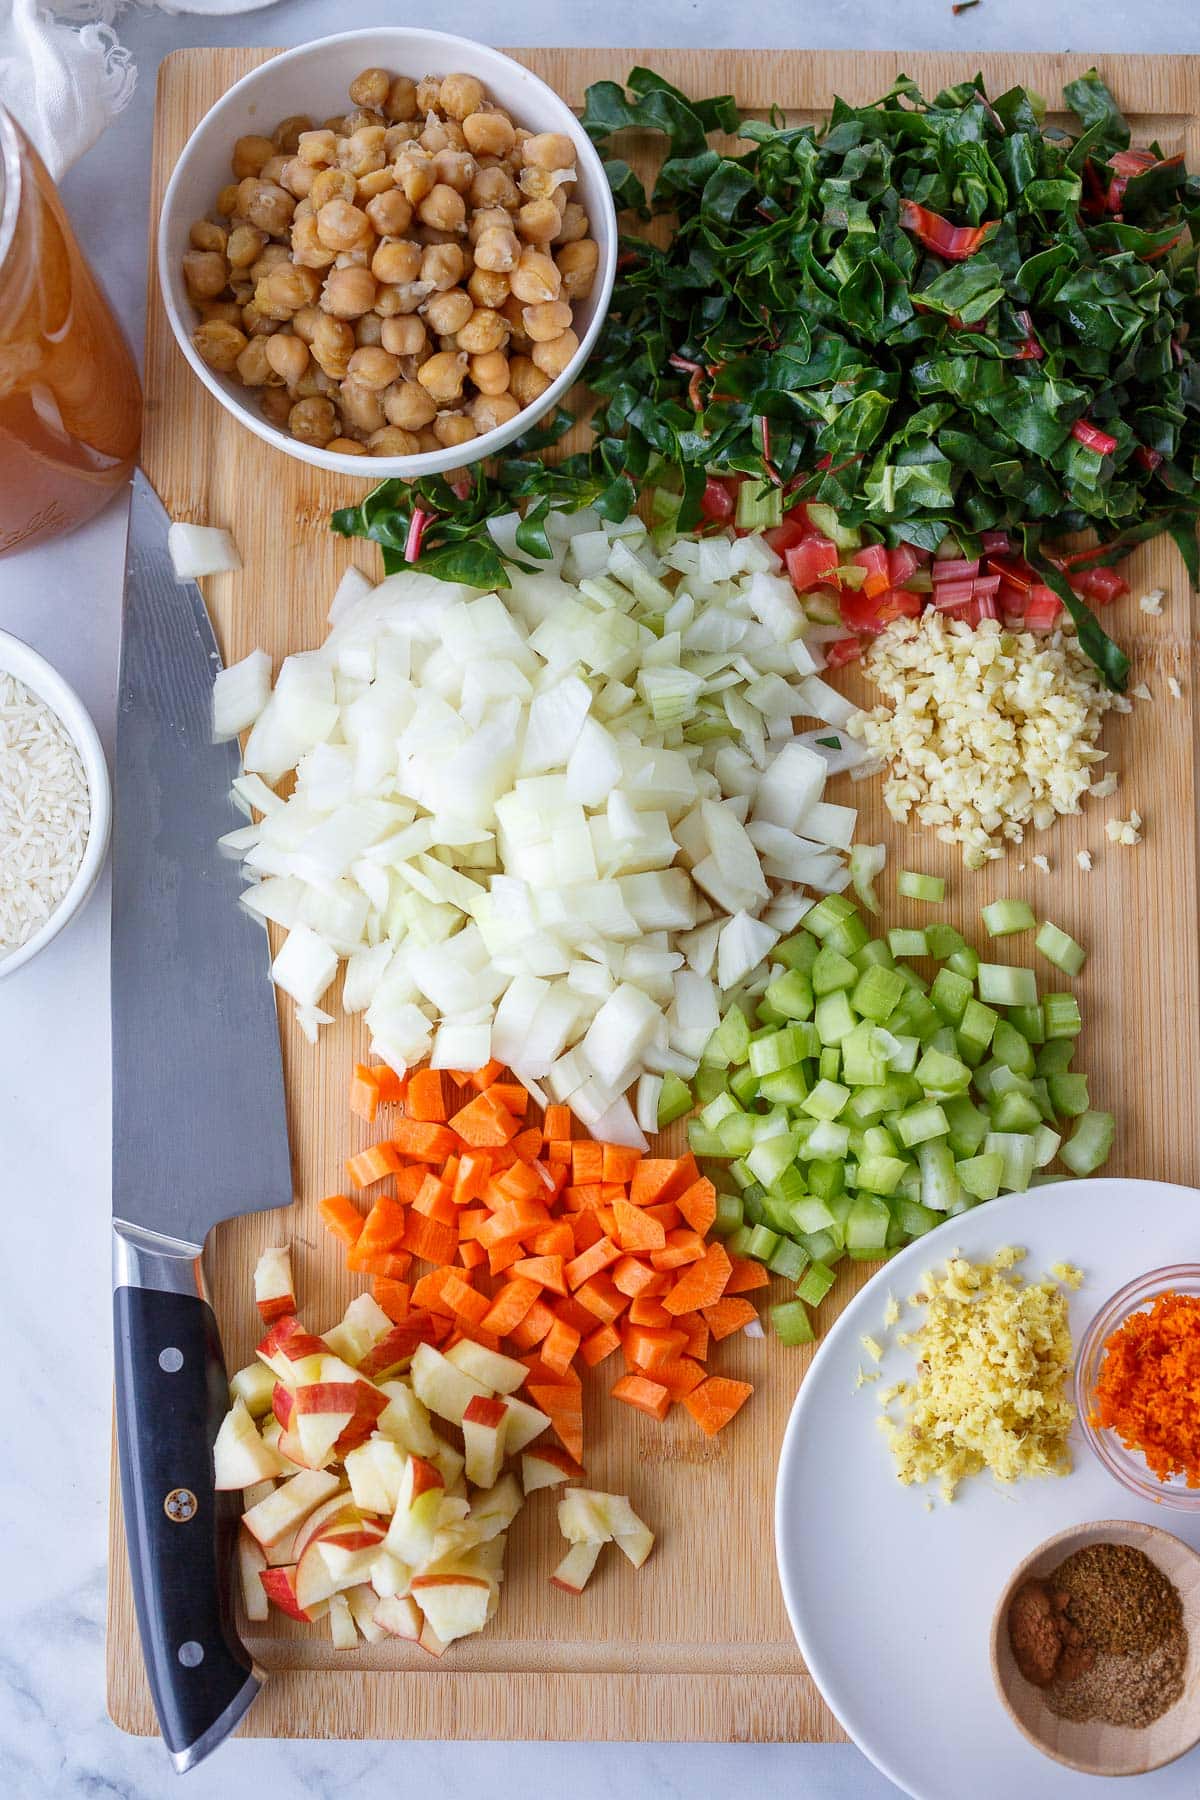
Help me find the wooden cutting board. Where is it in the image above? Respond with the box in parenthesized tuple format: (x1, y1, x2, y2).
(108, 46, 1200, 1744)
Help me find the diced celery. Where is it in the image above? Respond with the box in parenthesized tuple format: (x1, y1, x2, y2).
(742, 1187, 765, 1225)
(769, 1237, 809, 1283)
(747, 1224, 782, 1263)
(736, 480, 783, 531)
(801, 1079, 849, 1123)
(703, 1003, 752, 1067)
(1036, 1037, 1075, 1075)
(845, 1194, 891, 1251)
(943, 1094, 989, 1159)
(726, 1224, 756, 1259)
(802, 894, 858, 940)
(825, 1189, 855, 1227)
(1036, 920, 1086, 977)
(981, 899, 1037, 937)
(897, 869, 946, 903)
(918, 1140, 962, 1211)
(915, 1047, 972, 1095)
(1032, 1124, 1062, 1167)
(896, 1198, 940, 1237)
(852, 963, 907, 1023)
(812, 945, 858, 994)
(854, 938, 895, 972)
(984, 1130, 1036, 1193)
(758, 1066, 811, 1106)
(756, 1001, 787, 1028)
(946, 946, 980, 981)
(992, 1019, 1036, 1077)
(1060, 1110, 1114, 1175)
(892, 991, 941, 1040)
(728, 1158, 756, 1190)
(894, 963, 929, 994)
(700, 1091, 739, 1130)
(687, 1121, 725, 1155)
(958, 997, 998, 1055)
(930, 967, 973, 1025)
(712, 1191, 744, 1237)
(977, 963, 1039, 1008)
(657, 1070, 693, 1127)
(925, 923, 965, 960)
(790, 1196, 837, 1237)
(857, 1154, 909, 1195)
(815, 990, 857, 1045)
(882, 1032, 920, 1074)
(763, 1194, 800, 1236)
(715, 1111, 757, 1156)
(801, 1227, 843, 1263)
(807, 1119, 851, 1159)
(1007, 1003, 1046, 1044)
(797, 1261, 837, 1306)
(825, 913, 872, 958)
(896, 1101, 950, 1147)
(1048, 1072, 1090, 1117)
(770, 1164, 807, 1206)
(766, 968, 814, 1020)
(863, 1125, 901, 1158)
(771, 1299, 816, 1346)
(990, 1089, 1043, 1133)
(749, 1026, 807, 1077)
(1044, 993, 1082, 1039)
(745, 1133, 799, 1189)
(776, 932, 819, 973)
(819, 1046, 842, 1082)
(729, 1064, 761, 1107)
(956, 1151, 1005, 1201)
(1030, 1076, 1055, 1124)
(888, 928, 928, 958)
(836, 1029, 883, 1090)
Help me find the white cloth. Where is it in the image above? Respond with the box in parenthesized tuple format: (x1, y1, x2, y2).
(0, 0, 136, 180)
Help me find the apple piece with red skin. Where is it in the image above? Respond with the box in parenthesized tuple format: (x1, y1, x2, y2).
(213, 1399, 288, 1490)
(411, 1574, 491, 1644)
(253, 1245, 296, 1325)
(264, 1526, 300, 1569)
(290, 1493, 362, 1562)
(462, 1394, 509, 1489)
(444, 1339, 528, 1395)
(358, 1311, 441, 1381)
(259, 1564, 322, 1622)
(256, 1315, 327, 1380)
(550, 1540, 602, 1595)
(384, 1454, 445, 1566)
(291, 1383, 358, 1469)
(259, 1414, 304, 1475)
(241, 1468, 342, 1548)
(332, 1380, 390, 1455)
(410, 1341, 493, 1427)
(237, 1528, 269, 1623)
(295, 1532, 381, 1613)
(521, 1445, 585, 1496)
(613, 1520, 655, 1570)
(333, 1293, 394, 1366)
(272, 1383, 294, 1431)
(374, 1594, 422, 1640)
(314, 1517, 388, 1586)
(288, 1351, 364, 1388)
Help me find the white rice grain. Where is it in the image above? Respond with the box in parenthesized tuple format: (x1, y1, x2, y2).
(0, 673, 90, 954)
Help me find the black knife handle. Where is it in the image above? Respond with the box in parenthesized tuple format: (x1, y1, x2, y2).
(114, 1255, 260, 1772)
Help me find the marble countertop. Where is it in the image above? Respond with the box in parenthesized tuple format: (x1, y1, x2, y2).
(2, 3, 1198, 1794)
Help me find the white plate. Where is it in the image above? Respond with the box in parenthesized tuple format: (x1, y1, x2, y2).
(775, 1177, 1200, 1800)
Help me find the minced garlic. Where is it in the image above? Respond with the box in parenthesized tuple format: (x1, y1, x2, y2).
(878, 1247, 1078, 1502)
(1106, 810, 1143, 846)
(1077, 850, 1093, 872)
(1139, 590, 1165, 615)
(847, 614, 1117, 867)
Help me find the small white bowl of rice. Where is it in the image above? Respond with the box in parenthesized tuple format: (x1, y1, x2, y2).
(0, 632, 111, 978)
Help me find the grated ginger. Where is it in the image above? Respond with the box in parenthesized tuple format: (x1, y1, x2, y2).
(878, 1247, 1079, 1502)
(846, 614, 1118, 867)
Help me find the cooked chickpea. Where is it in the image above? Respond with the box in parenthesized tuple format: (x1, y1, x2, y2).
(469, 349, 510, 395)
(240, 301, 276, 338)
(355, 312, 384, 347)
(198, 299, 243, 327)
(394, 149, 435, 204)
(371, 283, 404, 318)
(291, 306, 322, 344)
(531, 327, 579, 379)
(345, 345, 401, 390)
(235, 337, 281, 386)
(216, 183, 240, 217)
(298, 129, 337, 167)
(521, 299, 573, 343)
(339, 126, 388, 177)
(555, 202, 589, 245)
(384, 75, 419, 122)
(432, 149, 476, 193)
(510, 247, 561, 304)
(433, 412, 478, 447)
(466, 267, 509, 310)
(517, 198, 561, 243)
(420, 115, 451, 156)
(365, 188, 413, 237)
(260, 387, 293, 426)
(463, 110, 515, 157)
(417, 183, 466, 233)
(227, 224, 266, 269)
(261, 261, 322, 318)
(415, 428, 441, 452)
(357, 168, 397, 203)
(273, 115, 313, 155)
(420, 287, 472, 335)
(291, 213, 337, 269)
(415, 76, 443, 113)
(509, 354, 551, 406)
(320, 265, 378, 318)
(521, 131, 576, 172)
(193, 320, 247, 372)
(249, 243, 292, 283)
(456, 307, 508, 355)
(384, 122, 420, 155)
(349, 67, 391, 109)
(310, 167, 358, 210)
(518, 164, 568, 204)
(557, 238, 599, 300)
(309, 315, 356, 377)
(434, 72, 483, 121)
(470, 164, 519, 211)
(329, 436, 369, 455)
(367, 425, 420, 455)
(315, 198, 372, 252)
(260, 154, 291, 187)
(474, 224, 520, 272)
(417, 349, 468, 402)
(501, 293, 532, 348)
(183, 250, 228, 300)
(280, 157, 315, 199)
(294, 366, 338, 398)
(290, 395, 338, 444)
(380, 315, 426, 356)
(344, 107, 385, 135)
(420, 243, 466, 292)
(265, 331, 310, 385)
(232, 134, 275, 179)
(469, 206, 514, 247)
(189, 220, 227, 255)
(469, 390, 522, 432)
(371, 239, 422, 285)
(338, 378, 386, 434)
(384, 379, 437, 430)
(237, 178, 296, 235)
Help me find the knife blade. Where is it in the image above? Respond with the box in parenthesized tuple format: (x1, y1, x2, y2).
(111, 469, 293, 1773)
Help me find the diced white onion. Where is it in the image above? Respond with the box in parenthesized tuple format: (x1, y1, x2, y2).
(168, 521, 241, 581)
(213, 649, 271, 743)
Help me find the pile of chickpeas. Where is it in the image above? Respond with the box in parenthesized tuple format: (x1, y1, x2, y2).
(182, 67, 600, 456)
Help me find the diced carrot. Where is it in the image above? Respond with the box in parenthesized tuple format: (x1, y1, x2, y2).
(510, 1126, 544, 1162)
(319, 1194, 364, 1246)
(541, 1317, 581, 1377)
(676, 1312, 710, 1361)
(613, 1197, 667, 1254)
(565, 1182, 605, 1212)
(650, 1228, 706, 1271)
(571, 1142, 605, 1184)
(595, 1207, 620, 1240)
(511, 1254, 567, 1296)
(570, 1210, 605, 1253)
(611, 1373, 670, 1423)
(405, 1068, 447, 1123)
(487, 1240, 525, 1277)
(391, 1119, 458, 1162)
(356, 1194, 408, 1256)
(394, 1166, 428, 1204)
(441, 1272, 490, 1328)
(663, 1241, 733, 1316)
(628, 1294, 672, 1328)
(520, 1353, 581, 1390)
(345, 1247, 413, 1279)
(637, 1268, 673, 1297)
(580, 1323, 621, 1368)
(468, 1060, 505, 1092)
(450, 1090, 519, 1147)
(630, 1156, 697, 1208)
(477, 1198, 551, 1249)
(684, 1376, 753, 1436)
(611, 1254, 659, 1299)
(372, 1276, 411, 1322)
(445, 1069, 472, 1087)
(543, 1106, 572, 1142)
(676, 1177, 717, 1237)
(565, 1235, 620, 1290)
(551, 1295, 597, 1337)
(457, 1207, 487, 1242)
(494, 1160, 542, 1203)
(574, 1274, 628, 1324)
(371, 1064, 406, 1103)
(601, 1144, 642, 1184)
(411, 1176, 456, 1227)
(349, 1064, 380, 1123)
(412, 1267, 461, 1317)
(530, 1221, 574, 1259)
(445, 1323, 503, 1355)
(624, 1325, 688, 1372)
(725, 1257, 771, 1294)
(546, 1141, 573, 1167)
(346, 1143, 403, 1188)
(399, 1211, 458, 1267)
(702, 1296, 759, 1341)
(452, 1151, 492, 1207)
(509, 1298, 557, 1351)
(480, 1276, 542, 1336)
(528, 1382, 584, 1461)
(653, 1356, 708, 1401)
(643, 1201, 682, 1233)
(458, 1239, 486, 1272)
(489, 1081, 529, 1117)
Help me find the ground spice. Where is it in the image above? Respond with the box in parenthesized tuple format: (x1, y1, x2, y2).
(1092, 1291, 1200, 1487)
(1008, 1540, 1188, 1729)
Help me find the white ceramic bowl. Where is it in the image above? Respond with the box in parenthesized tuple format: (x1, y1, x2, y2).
(158, 28, 618, 480)
(0, 631, 111, 978)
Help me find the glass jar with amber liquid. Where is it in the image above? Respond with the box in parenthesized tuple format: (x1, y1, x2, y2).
(0, 108, 141, 556)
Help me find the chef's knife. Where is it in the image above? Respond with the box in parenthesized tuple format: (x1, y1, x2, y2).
(112, 470, 293, 1772)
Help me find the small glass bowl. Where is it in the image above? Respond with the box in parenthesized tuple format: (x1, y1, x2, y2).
(1075, 1264, 1200, 1512)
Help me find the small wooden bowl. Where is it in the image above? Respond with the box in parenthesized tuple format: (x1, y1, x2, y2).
(991, 1519, 1200, 1777)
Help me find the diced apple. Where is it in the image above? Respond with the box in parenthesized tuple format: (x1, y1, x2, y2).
(427, 1432, 466, 1493)
(470, 1473, 523, 1541)
(258, 1415, 303, 1475)
(259, 1563, 323, 1622)
(501, 1395, 551, 1454)
(557, 1488, 618, 1545)
(272, 1383, 294, 1430)
(213, 1400, 288, 1490)
(422, 1534, 505, 1588)
(614, 1520, 655, 1569)
(374, 1593, 422, 1640)
(328, 1590, 358, 1649)
(462, 1395, 509, 1489)
(256, 1316, 327, 1379)
(242, 1468, 342, 1548)
(550, 1540, 602, 1595)
(291, 1384, 357, 1469)
(345, 1436, 408, 1514)
(418, 1615, 448, 1658)
(294, 1540, 341, 1613)
(376, 1380, 438, 1455)
(288, 1351, 364, 1388)
(321, 1323, 363, 1367)
(343, 1291, 394, 1344)
(315, 1528, 387, 1589)
(242, 1478, 276, 1511)
(230, 1360, 277, 1417)
(410, 1341, 491, 1425)
(370, 1549, 413, 1599)
(521, 1445, 585, 1495)
(346, 1583, 387, 1643)
(291, 1494, 364, 1561)
(359, 1315, 440, 1381)
(411, 1574, 490, 1644)
(237, 1528, 269, 1623)
(445, 1339, 529, 1395)
(254, 1245, 296, 1324)
(384, 1454, 445, 1565)
(264, 1527, 300, 1569)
